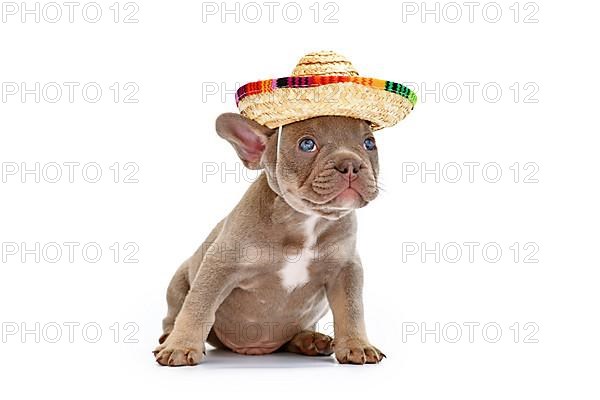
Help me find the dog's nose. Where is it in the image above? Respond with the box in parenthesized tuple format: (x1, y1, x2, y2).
(334, 158, 362, 176)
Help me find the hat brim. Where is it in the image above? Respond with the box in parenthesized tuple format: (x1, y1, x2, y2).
(236, 76, 417, 130)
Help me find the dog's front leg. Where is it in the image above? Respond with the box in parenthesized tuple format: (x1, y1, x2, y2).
(154, 260, 237, 366)
(326, 260, 385, 364)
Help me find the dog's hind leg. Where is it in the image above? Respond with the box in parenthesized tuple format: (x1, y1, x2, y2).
(283, 330, 334, 356)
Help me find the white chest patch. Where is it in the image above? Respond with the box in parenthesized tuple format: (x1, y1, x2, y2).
(279, 215, 319, 292)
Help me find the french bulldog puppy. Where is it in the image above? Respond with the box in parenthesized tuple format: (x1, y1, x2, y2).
(153, 113, 385, 366)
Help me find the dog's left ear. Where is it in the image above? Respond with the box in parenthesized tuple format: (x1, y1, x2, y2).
(216, 113, 276, 170)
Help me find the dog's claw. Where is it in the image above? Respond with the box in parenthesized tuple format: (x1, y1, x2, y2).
(286, 330, 334, 356)
(333, 338, 385, 365)
(154, 340, 205, 367)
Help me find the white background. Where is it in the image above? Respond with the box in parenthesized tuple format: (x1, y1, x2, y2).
(1, 0, 599, 398)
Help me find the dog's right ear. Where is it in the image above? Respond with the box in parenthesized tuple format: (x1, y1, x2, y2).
(215, 113, 275, 170)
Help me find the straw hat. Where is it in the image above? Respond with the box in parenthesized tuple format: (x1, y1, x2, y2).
(235, 50, 417, 131)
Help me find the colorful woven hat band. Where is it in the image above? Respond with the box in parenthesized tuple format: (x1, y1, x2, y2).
(236, 76, 417, 107)
(235, 51, 417, 130)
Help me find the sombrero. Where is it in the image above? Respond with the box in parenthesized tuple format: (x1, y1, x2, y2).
(235, 50, 417, 131)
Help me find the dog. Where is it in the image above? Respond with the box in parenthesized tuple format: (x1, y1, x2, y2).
(153, 113, 386, 366)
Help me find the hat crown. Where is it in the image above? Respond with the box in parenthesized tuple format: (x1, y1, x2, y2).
(291, 50, 359, 77)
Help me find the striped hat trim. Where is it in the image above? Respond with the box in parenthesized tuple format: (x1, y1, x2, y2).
(235, 75, 417, 108)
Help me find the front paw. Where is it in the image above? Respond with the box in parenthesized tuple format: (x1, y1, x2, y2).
(333, 338, 386, 365)
(153, 336, 205, 367)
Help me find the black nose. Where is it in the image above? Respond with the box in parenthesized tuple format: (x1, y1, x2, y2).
(334, 158, 362, 175)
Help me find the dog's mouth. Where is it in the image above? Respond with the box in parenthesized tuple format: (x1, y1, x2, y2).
(330, 187, 363, 207)
(279, 162, 379, 218)
(299, 184, 370, 213)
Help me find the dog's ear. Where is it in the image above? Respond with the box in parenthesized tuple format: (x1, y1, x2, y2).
(215, 113, 275, 170)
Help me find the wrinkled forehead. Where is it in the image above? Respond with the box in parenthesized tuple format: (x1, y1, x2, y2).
(284, 116, 372, 141)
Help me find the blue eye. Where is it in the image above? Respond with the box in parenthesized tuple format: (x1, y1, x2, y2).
(299, 138, 317, 152)
(363, 137, 376, 151)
